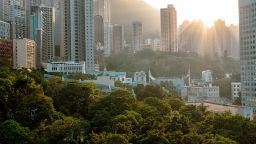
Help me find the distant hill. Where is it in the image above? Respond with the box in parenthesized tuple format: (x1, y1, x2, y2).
(111, 0, 160, 40)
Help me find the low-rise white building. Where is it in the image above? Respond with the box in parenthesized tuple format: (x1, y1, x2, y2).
(46, 61, 86, 74)
(134, 71, 147, 85)
(13, 38, 36, 69)
(84, 76, 115, 88)
(231, 82, 241, 100)
(202, 70, 213, 82)
(185, 85, 220, 103)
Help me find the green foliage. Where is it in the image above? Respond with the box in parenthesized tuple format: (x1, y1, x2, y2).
(0, 78, 13, 103)
(0, 57, 11, 68)
(214, 74, 241, 99)
(167, 96, 185, 111)
(203, 134, 239, 144)
(201, 113, 256, 144)
(115, 81, 133, 91)
(105, 49, 240, 78)
(32, 116, 89, 144)
(89, 90, 136, 131)
(134, 84, 167, 100)
(17, 90, 55, 127)
(68, 73, 96, 80)
(213, 78, 232, 98)
(181, 132, 203, 144)
(90, 132, 129, 144)
(0, 120, 31, 144)
(1, 66, 255, 144)
(46, 80, 98, 118)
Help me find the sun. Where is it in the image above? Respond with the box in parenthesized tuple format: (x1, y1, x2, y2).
(143, 0, 238, 26)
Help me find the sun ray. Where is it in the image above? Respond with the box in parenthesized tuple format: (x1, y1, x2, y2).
(144, 0, 238, 26)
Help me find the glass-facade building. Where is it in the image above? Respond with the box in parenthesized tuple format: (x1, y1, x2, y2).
(8, 0, 26, 39)
(30, 5, 55, 66)
(239, 0, 256, 114)
(0, 20, 10, 40)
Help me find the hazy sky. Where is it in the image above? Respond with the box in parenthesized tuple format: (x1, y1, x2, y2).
(143, 0, 238, 26)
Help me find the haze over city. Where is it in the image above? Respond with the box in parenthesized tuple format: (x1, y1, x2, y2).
(1, 0, 256, 143)
(144, 0, 239, 26)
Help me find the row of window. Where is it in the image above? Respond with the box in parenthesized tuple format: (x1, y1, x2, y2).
(51, 66, 83, 71)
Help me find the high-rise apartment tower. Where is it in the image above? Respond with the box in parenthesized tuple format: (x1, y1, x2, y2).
(239, 0, 256, 111)
(160, 4, 177, 52)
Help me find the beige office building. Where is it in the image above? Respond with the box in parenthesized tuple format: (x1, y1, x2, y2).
(13, 38, 36, 69)
(160, 4, 177, 52)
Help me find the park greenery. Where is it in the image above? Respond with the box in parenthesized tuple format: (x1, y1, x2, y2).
(0, 64, 255, 144)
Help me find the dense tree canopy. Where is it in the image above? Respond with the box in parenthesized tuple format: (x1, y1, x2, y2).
(0, 66, 255, 144)
(105, 49, 240, 78)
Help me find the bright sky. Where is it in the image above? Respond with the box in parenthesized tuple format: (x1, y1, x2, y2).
(143, 0, 238, 27)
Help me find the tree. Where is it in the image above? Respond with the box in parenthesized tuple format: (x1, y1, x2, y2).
(90, 90, 136, 118)
(203, 134, 239, 144)
(67, 73, 96, 80)
(89, 90, 136, 132)
(90, 132, 129, 144)
(16, 89, 56, 128)
(32, 116, 89, 144)
(111, 111, 142, 139)
(199, 113, 256, 144)
(0, 78, 13, 121)
(143, 97, 171, 116)
(213, 78, 232, 99)
(0, 120, 31, 144)
(181, 132, 203, 144)
(167, 96, 185, 111)
(180, 105, 205, 123)
(52, 81, 98, 118)
(134, 85, 167, 100)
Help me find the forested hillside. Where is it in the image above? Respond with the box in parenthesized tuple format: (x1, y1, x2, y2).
(105, 49, 240, 79)
(0, 64, 255, 144)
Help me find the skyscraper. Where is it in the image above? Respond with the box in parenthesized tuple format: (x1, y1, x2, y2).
(94, 15, 104, 48)
(60, 0, 94, 72)
(213, 19, 230, 57)
(7, 0, 26, 39)
(41, 6, 55, 62)
(94, 0, 112, 57)
(239, 0, 256, 112)
(132, 21, 143, 53)
(85, 0, 94, 72)
(30, 6, 44, 66)
(0, 0, 4, 21)
(0, 0, 8, 21)
(93, 0, 110, 23)
(30, 5, 55, 66)
(0, 0, 4, 20)
(161, 4, 177, 52)
(60, 0, 85, 61)
(112, 24, 124, 55)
